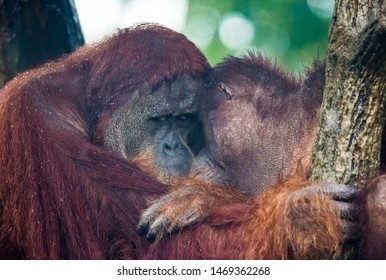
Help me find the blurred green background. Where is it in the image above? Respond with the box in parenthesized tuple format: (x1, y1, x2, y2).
(183, 0, 332, 73)
(75, 0, 333, 73)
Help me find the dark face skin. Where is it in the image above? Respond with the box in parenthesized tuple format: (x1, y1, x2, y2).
(104, 77, 205, 182)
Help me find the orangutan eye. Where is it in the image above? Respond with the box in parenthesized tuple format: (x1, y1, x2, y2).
(149, 115, 168, 124)
(176, 115, 187, 121)
(218, 82, 233, 100)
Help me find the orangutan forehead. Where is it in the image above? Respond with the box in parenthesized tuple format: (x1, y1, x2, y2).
(207, 54, 300, 94)
(139, 77, 203, 117)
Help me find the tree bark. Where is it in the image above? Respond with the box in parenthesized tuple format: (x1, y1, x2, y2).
(311, 0, 386, 185)
(0, 0, 84, 87)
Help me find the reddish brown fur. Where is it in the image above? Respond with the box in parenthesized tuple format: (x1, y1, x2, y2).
(354, 174, 386, 259)
(144, 173, 342, 259)
(0, 24, 210, 259)
(132, 148, 176, 185)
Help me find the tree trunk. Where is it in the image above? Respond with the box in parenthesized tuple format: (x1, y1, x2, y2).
(0, 0, 84, 87)
(311, 0, 386, 185)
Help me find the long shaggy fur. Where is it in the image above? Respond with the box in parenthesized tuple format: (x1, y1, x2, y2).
(144, 173, 343, 260)
(0, 23, 210, 259)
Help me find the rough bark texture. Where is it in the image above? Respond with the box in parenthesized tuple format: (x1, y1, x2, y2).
(311, 0, 386, 185)
(0, 0, 84, 87)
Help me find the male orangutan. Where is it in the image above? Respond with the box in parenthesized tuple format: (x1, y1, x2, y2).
(0, 23, 210, 259)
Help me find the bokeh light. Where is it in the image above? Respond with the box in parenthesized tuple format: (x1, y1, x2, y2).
(183, 8, 219, 49)
(307, 0, 334, 19)
(218, 12, 255, 50)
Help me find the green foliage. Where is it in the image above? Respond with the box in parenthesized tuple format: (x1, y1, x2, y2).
(183, 0, 332, 73)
